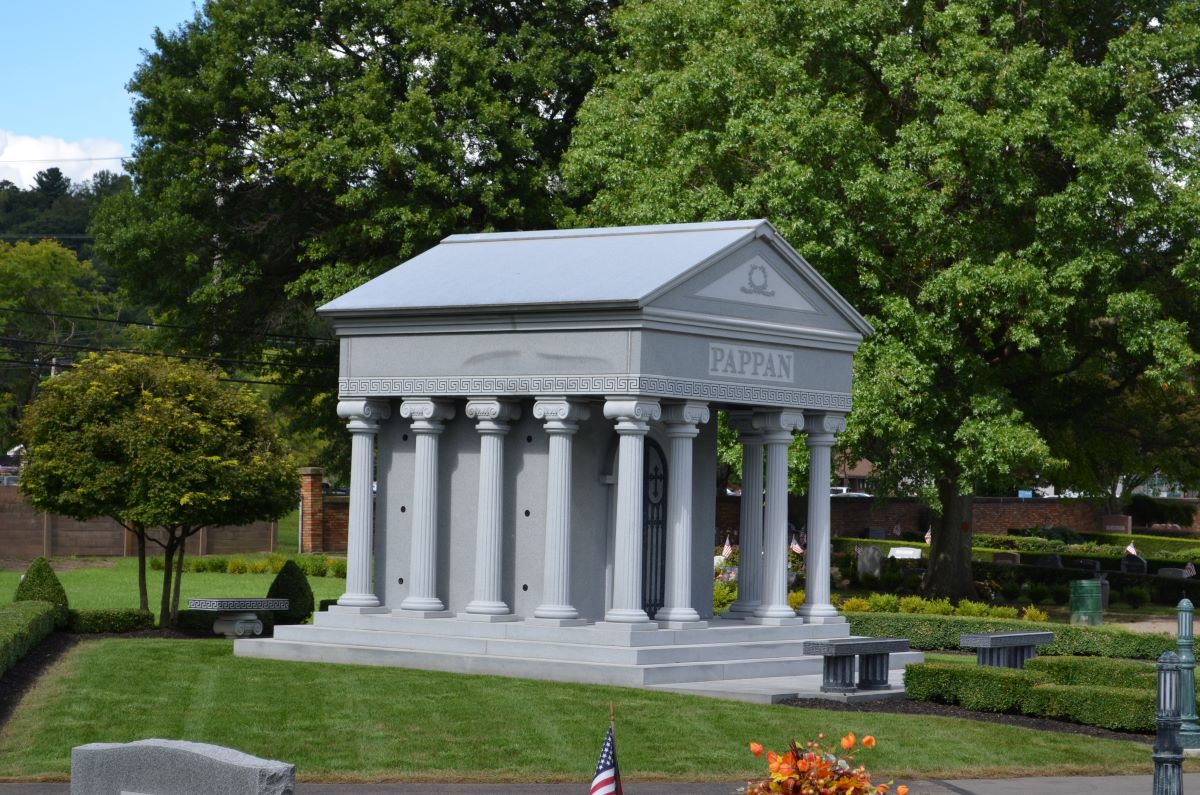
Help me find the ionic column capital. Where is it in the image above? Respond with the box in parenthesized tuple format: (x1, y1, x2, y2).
(662, 400, 710, 431)
(400, 397, 455, 431)
(603, 397, 660, 433)
(465, 398, 520, 432)
(803, 411, 847, 445)
(533, 397, 591, 431)
(337, 398, 391, 432)
(753, 409, 803, 442)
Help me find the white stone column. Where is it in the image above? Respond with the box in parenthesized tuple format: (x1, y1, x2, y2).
(726, 411, 764, 619)
(656, 401, 709, 628)
(335, 398, 391, 611)
(531, 398, 590, 625)
(462, 399, 520, 621)
(751, 410, 803, 623)
(601, 397, 661, 625)
(398, 397, 455, 615)
(797, 411, 847, 623)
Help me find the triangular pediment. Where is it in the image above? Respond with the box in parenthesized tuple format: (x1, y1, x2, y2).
(692, 255, 817, 313)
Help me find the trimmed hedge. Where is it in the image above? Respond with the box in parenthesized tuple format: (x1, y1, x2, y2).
(13, 557, 69, 628)
(1025, 655, 1157, 689)
(0, 600, 57, 676)
(68, 608, 156, 634)
(847, 612, 1174, 659)
(905, 662, 1157, 732)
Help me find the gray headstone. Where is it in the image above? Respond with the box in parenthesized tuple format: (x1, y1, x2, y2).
(993, 551, 1021, 565)
(1122, 553, 1148, 575)
(1160, 568, 1187, 580)
(856, 545, 883, 580)
(71, 739, 294, 795)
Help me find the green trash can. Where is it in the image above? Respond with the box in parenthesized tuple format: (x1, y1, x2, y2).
(1070, 579, 1103, 626)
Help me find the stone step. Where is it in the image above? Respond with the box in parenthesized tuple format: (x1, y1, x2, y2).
(236, 636, 922, 688)
(272, 623, 830, 666)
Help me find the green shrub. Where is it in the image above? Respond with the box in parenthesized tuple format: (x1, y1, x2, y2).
(194, 556, 229, 573)
(848, 612, 1174, 659)
(149, 556, 164, 571)
(787, 590, 806, 611)
(898, 595, 927, 614)
(841, 597, 870, 612)
(267, 560, 315, 625)
(328, 558, 347, 578)
(69, 609, 155, 634)
(867, 593, 900, 613)
(248, 559, 270, 574)
(1022, 606, 1049, 622)
(1020, 683, 1154, 732)
(1025, 655, 1157, 689)
(904, 663, 1031, 712)
(175, 609, 219, 636)
(267, 553, 287, 574)
(0, 601, 57, 676)
(296, 556, 329, 577)
(999, 580, 1021, 601)
(14, 557, 69, 628)
(988, 606, 1019, 619)
(1051, 583, 1070, 605)
(712, 580, 736, 614)
(226, 558, 248, 574)
(954, 599, 991, 617)
(1027, 583, 1050, 605)
(1122, 585, 1150, 608)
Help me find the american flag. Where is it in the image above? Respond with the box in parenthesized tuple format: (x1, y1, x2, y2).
(790, 535, 804, 555)
(722, 535, 732, 558)
(590, 725, 621, 795)
(925, 527, 932, 545)
(1186, 560, 1196, 579)
(1126, 542, 1138, 557)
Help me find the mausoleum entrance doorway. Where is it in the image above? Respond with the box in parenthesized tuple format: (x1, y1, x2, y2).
(642, 438, 668, 619)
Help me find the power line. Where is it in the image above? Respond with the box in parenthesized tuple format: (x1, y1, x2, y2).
(0, 354, 327, 390)
(0, 336, 336, 372)
(0, 306, 335, 345)
(0, 156, 128, 163)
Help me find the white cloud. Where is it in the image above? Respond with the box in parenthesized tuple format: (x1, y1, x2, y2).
(0, 130, 127, 189)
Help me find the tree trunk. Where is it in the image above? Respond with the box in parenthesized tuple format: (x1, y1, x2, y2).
(170, 538, 186, 625)
(134, 526, 149, 613)
(923, 480, 976, 600)
(159, 533, 177, 628)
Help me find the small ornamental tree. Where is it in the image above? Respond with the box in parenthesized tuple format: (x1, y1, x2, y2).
(13, 557, 69, 628)
(18, 352, 297, 626)
(267, 560, 315, 626)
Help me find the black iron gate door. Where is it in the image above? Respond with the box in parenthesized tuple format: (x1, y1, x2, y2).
(642, 439, 668, 619)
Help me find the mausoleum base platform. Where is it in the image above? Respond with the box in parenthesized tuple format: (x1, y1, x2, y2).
(234, 614, 922, 698)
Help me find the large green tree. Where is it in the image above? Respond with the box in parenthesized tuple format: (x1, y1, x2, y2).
(0, 240, 123, 449)
(18, 353, 297, 625)
(563, 0, 1200, 597)
(91, 0, 619, 474)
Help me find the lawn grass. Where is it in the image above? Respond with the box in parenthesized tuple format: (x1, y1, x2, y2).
(275, 507, 300, 554)
(0, 558, 344, 612)
(0, 638, 1160, 782)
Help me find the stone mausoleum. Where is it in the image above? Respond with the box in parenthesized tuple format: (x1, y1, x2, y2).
(238, 220, 921, 697)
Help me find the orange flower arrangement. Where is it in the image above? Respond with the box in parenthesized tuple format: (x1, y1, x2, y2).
(745, 732, 905, 795)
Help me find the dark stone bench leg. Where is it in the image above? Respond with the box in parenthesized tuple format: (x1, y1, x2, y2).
(977, 647, 1008, 668)
(1011, 646, 1036, 669)
(820, 656, 856, 693)
(857, 653, 891, 690)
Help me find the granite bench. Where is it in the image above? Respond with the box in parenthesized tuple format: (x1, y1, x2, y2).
(187, 598, 290, 639)
(802, 638, 909, 693)
(959, 630, 1055, 669)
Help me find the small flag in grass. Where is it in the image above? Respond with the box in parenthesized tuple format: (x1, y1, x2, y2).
(721, 535, 732, 559)
(590, 725, 621, 795)
(1185, 560, 1196, 578)
(1126, 542, 1138, 557)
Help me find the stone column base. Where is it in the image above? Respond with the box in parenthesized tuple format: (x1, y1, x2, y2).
(743, 616, 802, 626)
(657, 619, 709, 630)
(328, 605, 390, 615)
(525, 617, 590, 627)
(456, 612, 521, 623)
(392, 609, 453, 619)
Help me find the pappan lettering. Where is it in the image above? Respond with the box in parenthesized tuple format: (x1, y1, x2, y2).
(708, 344, 794, 383)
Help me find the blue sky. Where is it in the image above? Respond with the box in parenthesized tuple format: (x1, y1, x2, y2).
(0, 0, 199, 187)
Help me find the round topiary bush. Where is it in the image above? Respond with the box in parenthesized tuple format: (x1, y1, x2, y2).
(14, 557, 69, 628)
(266, 560, 314, 625)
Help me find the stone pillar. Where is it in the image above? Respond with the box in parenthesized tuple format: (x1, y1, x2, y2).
(726, 412, 764, 618)
(1177, 599, 1200, 747)
(796, 411, 846, 623)
(657, 401, 710, 628)
(751, 410, 802, 623)
(602, 397, 660, 625)
(531, 398, 590, 624)
(299, 467, 325, 554)
(398, 398, 455, 615)
(334, 399, 390, 611)
(462, 399, 520, 621)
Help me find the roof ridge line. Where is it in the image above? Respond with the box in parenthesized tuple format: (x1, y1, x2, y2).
(442, 219, 766, 244)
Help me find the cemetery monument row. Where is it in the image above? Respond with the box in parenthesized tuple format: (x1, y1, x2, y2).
(237, 219, 901, 689)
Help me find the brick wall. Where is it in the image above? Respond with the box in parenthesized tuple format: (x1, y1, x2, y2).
(298, 468, 349, 554)
(0, 486, 277, 558)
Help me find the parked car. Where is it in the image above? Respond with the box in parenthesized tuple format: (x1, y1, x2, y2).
(0, 475, 19, 486)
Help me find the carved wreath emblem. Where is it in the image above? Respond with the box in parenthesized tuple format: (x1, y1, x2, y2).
(740, 262, 775, 297)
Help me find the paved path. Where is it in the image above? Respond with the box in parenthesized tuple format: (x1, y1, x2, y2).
(3, 775, 1199, 793)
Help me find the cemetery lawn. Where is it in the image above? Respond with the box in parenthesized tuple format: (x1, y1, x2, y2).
(0, 639, 1163, 783)
(0, 558, 344, 611)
